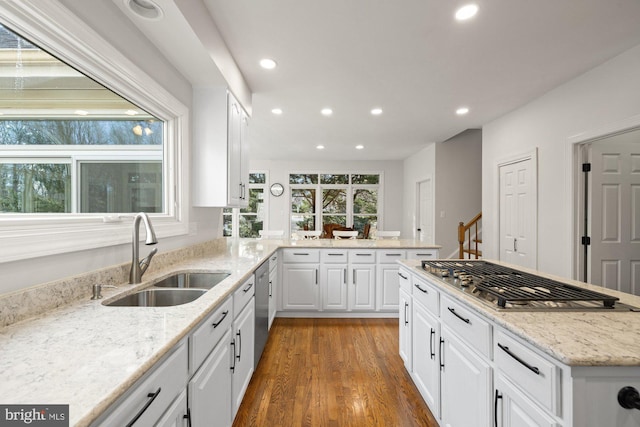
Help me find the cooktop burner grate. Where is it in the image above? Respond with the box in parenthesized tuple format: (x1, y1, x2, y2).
(421, 260, 620, 308)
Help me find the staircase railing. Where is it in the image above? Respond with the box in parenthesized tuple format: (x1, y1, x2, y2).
(458, 212, 482, 259)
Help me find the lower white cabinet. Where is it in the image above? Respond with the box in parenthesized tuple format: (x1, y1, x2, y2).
(322, 263, 348, 310)
(348, 262, 376, 311)
(412, 300, 441, 419)
(495, 374, 559, 427)
(399, 287, 412, 370)
(282, 262, 320, 310)
(268, 253, 278, 329)
(156, 390, 189, 427)
(232, 298, 255, 417)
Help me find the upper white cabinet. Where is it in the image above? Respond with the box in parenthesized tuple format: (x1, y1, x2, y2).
(192, 87, 250, 207)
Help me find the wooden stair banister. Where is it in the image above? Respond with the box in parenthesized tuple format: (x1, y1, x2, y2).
(458, 212, 482, 259)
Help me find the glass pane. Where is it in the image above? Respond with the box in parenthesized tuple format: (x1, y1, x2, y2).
(222, 213, 232, 237)
(354, 215, 377, 237)
(291, 214, 315, 232)
(353, 189, 378, 214)
(320, 174, 348, 184)
(0, 163, 71, 213)
(322, 189, 347, 214)
(249, 173, 266, 184)
(291, 189, 316, 214)
(79, 162, 162, 213)
(289, 174, 318, 184)
(322, 215, 347, 227)
(223, 207, 233, 214)
(351, 174, 380, 184)
(239, 215, 262, 238)
(240, 188, 264, 214)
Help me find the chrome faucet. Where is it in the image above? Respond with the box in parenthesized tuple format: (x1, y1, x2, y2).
(129, 212, 158, 284)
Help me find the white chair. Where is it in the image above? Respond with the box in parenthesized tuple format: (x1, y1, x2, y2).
(297, 230, 321, 239)
(333, 230, 358, 239)
(375, 230, 400, 239)
(258, 230, 284, 239)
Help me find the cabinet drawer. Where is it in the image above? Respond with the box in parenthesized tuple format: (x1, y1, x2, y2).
(495, 330, 559, 415)
(348, 249, 376, 264)
(321, 250, 348, 263)
(441, 295, 491, 358)
(398, 268, 412, 293)
(190, 297, 233, 374)
(377, 250, 406, 264)
(234, 275, 255, 315)
(282, 249, 320, 263)
(96, 341, 188, 427)
(411, 276, 438, 316)
(406, 249, 438, 260)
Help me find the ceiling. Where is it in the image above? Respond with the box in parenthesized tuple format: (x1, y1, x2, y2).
(139, 0, 640, 161)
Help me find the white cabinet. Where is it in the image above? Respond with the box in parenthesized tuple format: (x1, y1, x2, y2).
(399, 287, 413, 371)
(348, 250, 376, 311)
(376, 250, 406, 311)
(412, 301, 441, 419)
(268, 252, 278, 329)
(232, 298, 255, 417)
(495, 374, 559, 427)
(155, 390, 189, 427)
(281, 249, 320, 310)
(192, 87, 250, 207)
(322, 263, 348, 310)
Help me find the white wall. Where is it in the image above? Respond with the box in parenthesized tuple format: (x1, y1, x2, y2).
(483, 43, 640, 279)
(0, 1, 222, 294)
(250, 159, 404, 236)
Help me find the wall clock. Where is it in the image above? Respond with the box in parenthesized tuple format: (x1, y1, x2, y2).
(270, 183, 284, 197)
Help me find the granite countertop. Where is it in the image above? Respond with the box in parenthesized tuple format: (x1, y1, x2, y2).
(0, 238, 439, 427)
(399, 259, 640, 367)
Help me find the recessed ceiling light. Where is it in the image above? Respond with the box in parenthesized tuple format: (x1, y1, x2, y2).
(371, 108, 383, 116)
(271, 108, 283, 115)
(75, 110, 89, 116)
(455, 4, 478, 21)
(125, 0, 163, 20)
(321, 108, 333, 116)
(316, 145, 325, 150)
(125, 110, 138, 116)
(259, 58, 277, 69)
(456, 107, 470, 115)
(355, 145, 364, 150)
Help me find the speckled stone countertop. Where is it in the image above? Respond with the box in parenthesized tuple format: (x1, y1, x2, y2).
(0, 238, 440, 427)
(399, 259, 640, 367)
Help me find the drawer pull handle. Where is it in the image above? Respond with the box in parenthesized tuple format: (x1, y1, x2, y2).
(398, 272, 408, 280)
(414, 283, 428, 294)
(212, 310, 229, 328)
(126, 387, 161, 427)
(386, 253, 403, 256)
(293, 252, 309, 256)
(447, 307, 470, 324)
(429, 328, 436, 359)
(243, 282, 254, 293)
(498, 343, 540, 375)
(356, 253, 372, 256)
(327, 253, 343, 256)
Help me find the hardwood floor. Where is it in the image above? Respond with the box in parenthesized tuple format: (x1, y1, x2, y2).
(233, 318, 438, 427)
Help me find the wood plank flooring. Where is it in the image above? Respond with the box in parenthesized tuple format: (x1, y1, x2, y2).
(233, 318, 438, 427)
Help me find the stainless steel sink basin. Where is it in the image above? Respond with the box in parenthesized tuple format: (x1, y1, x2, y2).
(152, 272, 231, 289)
(105, 288, 207, 307)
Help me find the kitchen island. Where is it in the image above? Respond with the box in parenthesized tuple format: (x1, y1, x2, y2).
(0, 238, 438, 427)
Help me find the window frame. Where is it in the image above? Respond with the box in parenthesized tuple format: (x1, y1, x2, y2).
(0, 2, 189, 262)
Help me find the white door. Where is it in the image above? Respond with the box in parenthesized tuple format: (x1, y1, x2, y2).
(589, 134, 640, 294)
(417, 178, 434, 243)
(499, 158, 537, 269)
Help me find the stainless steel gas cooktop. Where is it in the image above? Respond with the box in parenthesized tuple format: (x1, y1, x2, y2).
(420, 260, 640, 312)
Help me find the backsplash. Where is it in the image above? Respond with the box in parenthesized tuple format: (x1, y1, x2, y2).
(0, 238, 227, 329)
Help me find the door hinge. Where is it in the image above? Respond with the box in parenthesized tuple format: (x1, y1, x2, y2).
(581, 236, 591, 246)
(582, 162, 591, 173)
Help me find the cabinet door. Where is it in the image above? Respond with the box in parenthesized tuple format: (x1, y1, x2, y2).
(496, 374, 558, 427)
(376, 263, 401, 311)
(399, 288, 413, 371)
(239, 111, 249, 207)
(322, 263, 348, 310)
(155, 390, 188, 427)
(227, 93, 243, 206)
(188, 330, 232, 427)
(412, 301, 441, 420)
(441, 329, 492, 427)
(281, 263, 319, 310)
(348, 264, 375, 311)
(268, 265, 278, 329)
(232, 299, 255, 417)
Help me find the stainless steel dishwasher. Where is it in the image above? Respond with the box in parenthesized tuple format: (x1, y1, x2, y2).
(254, 260, 269, 368)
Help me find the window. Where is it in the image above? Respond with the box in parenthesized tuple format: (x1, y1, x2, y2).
(289, 173, 381, 237)
(223, 172, 267, 238)
(0, 3, 188, 262)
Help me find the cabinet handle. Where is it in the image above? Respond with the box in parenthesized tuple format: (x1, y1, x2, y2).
(386, 253, 403, 257)
(404, 302, 409, 325)
(398, 272, 408, 280)
(415, 253, 432, 257)
(514, 238, 518, 252)
(327, 253, 343, 256)
(230, 340, 236, 372)
(269, 280, 273, 297)
(447, 307, 471, 324)
(353, 269, 356, 285)
(343, 269, 347, 285)
(293, 252, 310, 256)
(494, 389, 503, 427)
(239, 183, 244, 200)
(356, 253, 372, 256)
(430, 328, 436, 359)
(414, 283, 428, 294)
(212, 310, 229, 328)
(236, 330, 242, 361)
(439, 338, 445, 370)
(125, 387, 161, 427)
(184, 408, 192, 427)
(243, 282, 254, 293)
(315, 269, 318, 285)
(497, 343, 540, 375)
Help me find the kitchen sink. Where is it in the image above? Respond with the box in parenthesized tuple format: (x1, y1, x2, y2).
(152, 272, 231, 289)
(105, 288, 207, 307)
